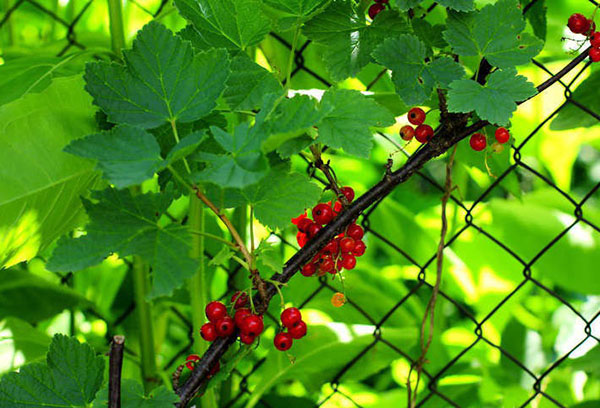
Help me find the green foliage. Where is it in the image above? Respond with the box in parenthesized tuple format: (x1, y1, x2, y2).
(551, 70, 600, 130)
(93, 380, 178, 407)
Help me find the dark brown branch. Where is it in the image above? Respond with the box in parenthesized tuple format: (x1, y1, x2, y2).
(109, 335, 125, 408)
(310, 145, 350, 207)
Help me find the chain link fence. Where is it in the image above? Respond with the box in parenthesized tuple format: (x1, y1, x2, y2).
(2, 0, 600, 407)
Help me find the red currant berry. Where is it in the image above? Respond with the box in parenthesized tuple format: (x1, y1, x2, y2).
(185, 354, 200, 370)
(215, 316, 235, 337)
(281, 307, 302, 328)
(408, 107, 426, 126)
(415, 124, 434, 143)
(239, 332, 256, 345)
(297, 217, 313, 233)
(590, 47, 600, 62)
(341, 186, 355, 203)
(234, 308, 251, 328)
(296, 231, 308, 247)
(400, 125, 415, 141)
(333, 200, 343, 214)
(323, 240, 338, 254)
(301, 262, 317, 277)
(347, 224, 364, 241)
(353, 240, 366, 256)
(274, 332, 293, 351)
(320, 256, 335, 274)
(241, 314, 264, 336)
(231, 291, 248, 309)
(200, 322, 218, 342)
(340, 237, 356, 253)
(590, 31, 600, 47)
(469, 133, 487, 151)
(568, 13, 591, 34)
(368, 3, 385, 19)
(205, 301, 227, 323)
(289, 320, 307, 339)
(495, 127, 510, 144)
(291, 212, 307, 226)
(307, 222, 322, 238)
(312, 203, 334, 225)
(340, 254, 357, 270)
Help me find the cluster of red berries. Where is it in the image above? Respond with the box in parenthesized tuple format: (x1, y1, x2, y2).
(368, 0, 388, 19)
(292, 187, 367, 276)
(469, 127, 511, 152)
(567, 13, 600, 62)
(400, 107, 434, 144)
(274, 307, 307, 351)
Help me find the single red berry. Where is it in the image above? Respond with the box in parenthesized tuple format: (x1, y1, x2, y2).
(241, 314, 264, 336)
(590, 31, 600, 48)
(347, 224, 364, 241)
(341, 186, 355, 203)
(200, 322, 218, 342)
(239, 332, 256, 345)
(353, 240, 366, 257)
(215, 316, 235, 337)
(495, 127, 510, 144)
(281, 307, 302, 328)
(185, 354, 200, 370)
(234, 308, 251, 328)
(231, 291, 248, 309)
(307, 222, 322, 238)
(400, 125, 415, 141)
(291, 212, 307, 226)
(339, 237, 356, 253)
(301, 262, 317, 277)
(415, 124, 434, 143)
(470, 133, 487, 151)
(368, 3, 385, 19)
(297, 231, 308, 247)
(274, 332, 293, 351)
(407, 107, 426, 126)
(333, 200, 343, 214)
(208, 361, 220, 377)
(289, 320, 307, 339)
(590, 47, 600, 62)
(323, 239, 339, 254)
(340, 254, 357, 270)
(320, 256, 335, 274)
(297, 217, 313, 233)
(312, 203, 334, 225)
(205, 301, 228, 323)
(568, 13, 591, 34)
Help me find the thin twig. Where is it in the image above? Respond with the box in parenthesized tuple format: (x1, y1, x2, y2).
(309, 145, 350, 207)
(109, 335, 125, 408)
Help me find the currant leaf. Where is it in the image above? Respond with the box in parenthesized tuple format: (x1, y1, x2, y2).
(0, 334, 104, 408)
(84, 22, 230, 129)
(263, 0, 329, 21)
(550, 70, 600, 130)
(447, 69, 537, 125)
(437, 0, 474, 11)
(47, 188, 198, 298)
(93, 380, 178, 408)
(372, 34, 465, 106)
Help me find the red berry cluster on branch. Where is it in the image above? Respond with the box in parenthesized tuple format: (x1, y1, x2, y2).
(400, 107, 434, 144)
(567, 13, 600, 62)
(469, 127, 511, 152)
(274, 307, 307, 351)
(368, 0, 388, 20)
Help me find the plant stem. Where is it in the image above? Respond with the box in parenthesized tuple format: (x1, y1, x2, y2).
(131, 256, 159, 393)
(188, 229, 239, 249)
(187, 196, 218, 408)
(106, 0, 126, 57)
(170, 120, 192, 174)
(108, 336, 125, 408)
(285, 27, 300, 90)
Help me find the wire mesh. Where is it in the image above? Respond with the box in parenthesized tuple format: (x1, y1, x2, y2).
(2, 0, 599, 407)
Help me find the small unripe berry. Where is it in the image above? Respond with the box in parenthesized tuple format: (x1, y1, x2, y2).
(205, 301, 227, 323)
(400, 125, 415, 141)
(281, 307, 302, 328)
(415, 124, 434, 143)
(495, 127, 510, 144)
(470, 133, 487, 151)
(200, 323, 218, 342)
(289, 320, 307, 339)
(331, 292, 346, 307)
(408, 107, 426, 126)
(274, 332, 293, 351)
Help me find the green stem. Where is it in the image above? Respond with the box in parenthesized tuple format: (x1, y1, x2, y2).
(107, 0, 126, 57)
(131, 256, 159, 393)
(188, 229, 239, 249)
(187, 197, 218, 408)
(2, 0, 14, 46)
(170, 120, 192, 174)
(285, 27, 300, 90)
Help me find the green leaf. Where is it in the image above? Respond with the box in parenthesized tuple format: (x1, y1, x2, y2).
(255, 240, 283, 275)
(276, 135, 314, 158)
(443, 0, 543, 68)
(47, 188, 198, 298)
(263, 0, 328, 20)
(84, 22, 230, 129)
(550, 71, 600, 130)
(411, 19, 448, 56)
(395, 0, 422, 10)
(317, 89, 395, 157)
(373, 35, 465, 105)
(194, 123, 269, 189)
(437, 0, 473, 11)
(208, 246, 234, 267)
(174, 0, 271, 50)
(0, 334, 104, 408)
(303, 5, 409, 80)
(447, 69, 536, 125)
(521, 0, 547, 40)
(64, 125, 163, 189)
(224, 54, 283, 111)
(242, 171, 321, 230)
(165, 131, 207, 163)
(93, 380, 178, 407)
(0, 76, 99, 269)
(0, 318, 52, 370)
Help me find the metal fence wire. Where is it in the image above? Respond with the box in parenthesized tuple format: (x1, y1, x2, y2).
(2, 0, 600, 407)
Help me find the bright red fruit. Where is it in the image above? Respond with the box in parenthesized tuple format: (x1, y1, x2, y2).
(291, 212, 306, 226)
(274, 332, 293, 351)
(590, 48, 600, 62)
(320, 256, 335, 274)
(495, 127, 510, 144)
(307, 223, 322, 238)
(185, 354, 200, 370)
(215, 317, 235, 337)
(242, 315, 264, 336)
(400, 125, 415, 141)
(408, 107, 426, 125)
(234, 308, 251, 327)
(297, 217, 313, 233)
(568, 13, 591, 34)
(590, 31, 600, 47)
(341, 254, 357, 270)
(205, 301, 227, 323)
(323, 239, 339, 254)
(200, 322, 218, 342)
(333, 200, 343, 213)
(353, 240, 366, 257)
(368, 3, 385, 19)
(231, 291, 248, 309)
(341, 186, 355, 203)
(347, 224, 364, 241)
(289, 321, 307, 339)
(297, 231, 308, 247)
(340, 237, 356, 253)
(281, 307, 302, 328)
(301, 263, 317, 277)
(312, 203, 334, 225)
(239, 332, 256, 345)
(470, 133, 487, 151)
(415, 124, 434, 143)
